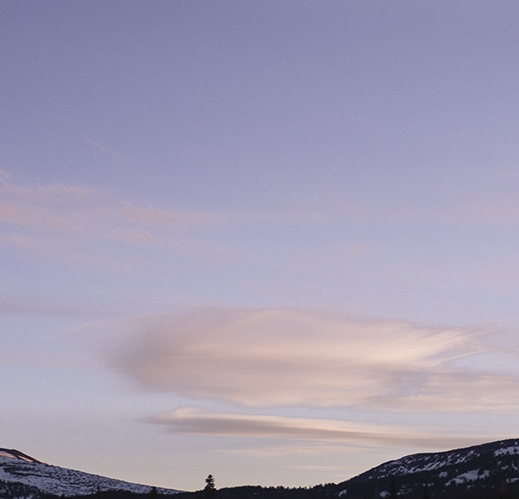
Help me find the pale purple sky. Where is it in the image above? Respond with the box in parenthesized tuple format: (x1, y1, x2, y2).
(2, 0, 519, 491)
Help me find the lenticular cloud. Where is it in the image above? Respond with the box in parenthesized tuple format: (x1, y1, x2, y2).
(107, 307, 502, 410)
(144, 407, 482, 449)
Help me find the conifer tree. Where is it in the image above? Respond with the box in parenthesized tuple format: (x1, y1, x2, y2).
(204, 474, 216, 499)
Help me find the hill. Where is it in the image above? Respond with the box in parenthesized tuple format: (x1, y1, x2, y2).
(5, 439, 519, 498)
(336, 438, 519, 498)
(0, 447, 180, 498)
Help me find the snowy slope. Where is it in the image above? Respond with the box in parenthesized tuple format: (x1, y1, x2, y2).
(0, 448, 180, 497)
(337, 438, 519, 499)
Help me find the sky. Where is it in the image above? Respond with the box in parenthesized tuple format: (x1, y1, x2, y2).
(2, 0, 519, 492)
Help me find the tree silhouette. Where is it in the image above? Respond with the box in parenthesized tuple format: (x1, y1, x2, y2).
(204, 474, 216, 499)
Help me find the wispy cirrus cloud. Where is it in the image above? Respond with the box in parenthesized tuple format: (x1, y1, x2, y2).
(83, 136, 127, 162)
(120, 205, 220, 227)
(0, 294, 102, 317)
(0, 174, 347, 276)
(0, 175, 224, 268)
(0, 175, 329, 236)
(144, 407, 487, 450)
(103, 307, 518, 412)
(0, 177, 217, 238)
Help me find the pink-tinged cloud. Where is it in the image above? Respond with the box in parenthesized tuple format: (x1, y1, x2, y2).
(395, 373, 519, 412)
(144, 408, 487, 450)
(0, 202, 26, 223)
(2, 182, 98, 204)
(0, 201, 78, 232)
(0, 294, 96, 317)
(113, 229, 163, 246)
(0, 232, 48, 250)
(0, 176, 222, 257)
(105, 307, 514, 411)
(121, 206, 219, 226)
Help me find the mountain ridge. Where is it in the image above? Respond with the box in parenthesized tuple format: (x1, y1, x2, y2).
(201, 439, 519, 499)
(0, 448, 180, 498)
(336, 438, 519, 498)
(4, 438, 519, 498)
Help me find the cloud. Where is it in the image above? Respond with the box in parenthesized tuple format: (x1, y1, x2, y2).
(105, 307, 517, 412)
(0, 232, 43, 250)
(0, 174, 339, 271)
(397, 372, 519, 412)
(0, 295, 98, 317)
(220, 443, 359, 457)
(83, 136, 126, 161)
(113, 229, 163, 247)
(0, 175, 225, 268)
(144, 408, 487, 450)
(0, 296, 53, 315)
(2, 181, 95, 199)
(121, 206, 219, 227)
(0, 178, 216, 237)
(0, 200, 79, 232)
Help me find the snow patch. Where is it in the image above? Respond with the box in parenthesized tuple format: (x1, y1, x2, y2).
(495, 446, 519, 457)
(446, 470, 482, 486)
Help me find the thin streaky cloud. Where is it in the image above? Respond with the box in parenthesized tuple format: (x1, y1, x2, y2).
(2, 182, 98, 203)
(120, 205, 220, 227)
(0, 177, 217, 234)
(219, 444, 363, 457)
(0, 168, 11, 185)
(0, 202, 28, 224)
(0, 295, 100, 318)
(83, 136, 127, 161)
(0, 176, 221, 255)
(0, 201, 78, 232)
(145, 408, 490, 450)
(0, 232, 45, 250)
(113, 229, 164, 247)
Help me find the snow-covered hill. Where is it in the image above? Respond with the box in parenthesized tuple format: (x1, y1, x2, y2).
(337, 438, 519, 498)
(0, 448, 180, 498)
(6, 439, 519, 499)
